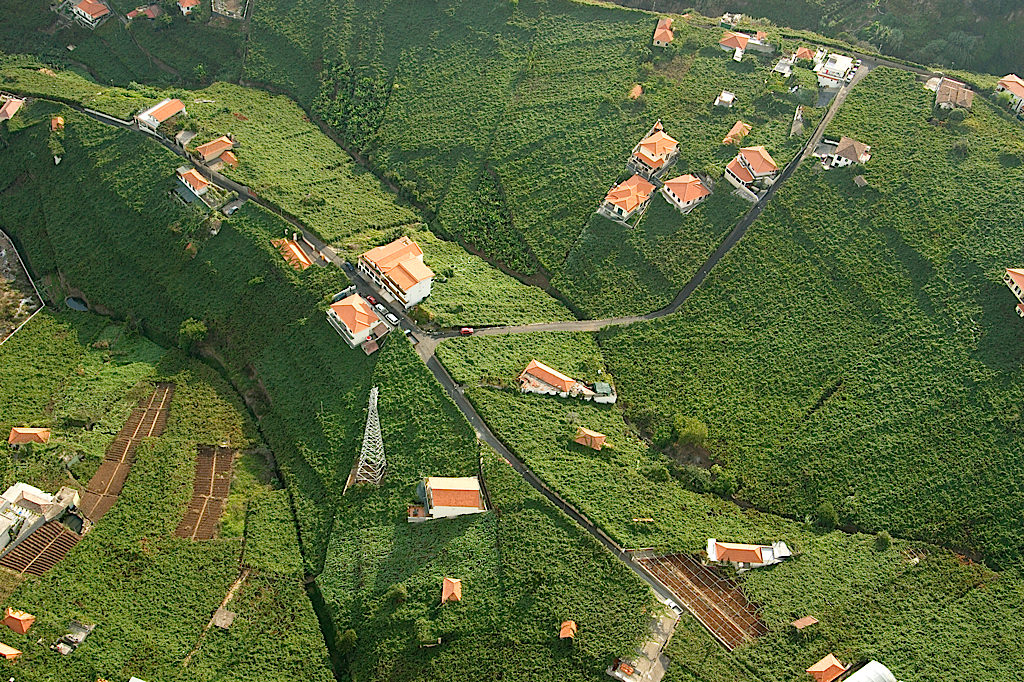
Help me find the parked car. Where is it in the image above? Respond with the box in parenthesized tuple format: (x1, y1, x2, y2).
(366, 295, 377, 305)
(460, 327, 474, 336)
(386, 313, 400, 326)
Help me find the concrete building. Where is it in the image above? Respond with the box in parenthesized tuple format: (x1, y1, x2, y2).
(136, 98, 186, 131)
(0, 484, 79, 560)
(178, 0, 199, 14)
(72, 0, 110, 28)
(816, 53, 855, 88)
(358, 236, 434, 308)
(661, 174, 710, 214)
(327, 293, 384, 349)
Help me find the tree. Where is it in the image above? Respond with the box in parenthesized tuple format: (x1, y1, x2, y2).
(815, 501, 838, 530)
(948, 107, 967, 123)
(177, 317, 207, 350)
(875, 530, 892, 550)
(193, 63, 207, 83)
(672, 414, 708, 448)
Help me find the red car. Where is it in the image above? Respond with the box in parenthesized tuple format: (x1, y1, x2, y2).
(366, 295, 378, 305)
(460, 327, 474, 336)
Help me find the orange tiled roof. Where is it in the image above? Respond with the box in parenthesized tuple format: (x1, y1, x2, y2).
(574, 427, 606, 451)
(726, 157, 753, 184)
(430, 487, 481, 509)
(272, 239, 314, 270)
(521, 359, 577, 393)
(755, 30, 767, 40)
(219, 150, 238, 167)
(361, 237, 433, 291)
(389, 258, 434, 291)
(75, 0, 110, 18)
(638, 129, 678, 158)
(653, 17, 674, 43)
(740, 145, 779, 174)
(714, 541, 764, 563)
(723, 120, 751, 144)
(1006, 269, 1024, 290)
(0, 643, 19, 660)
(441, 577, 462, 603)
(663, 174, 710, 203)
(604, 174, 655, 213)
(51, 116, 65, 131)
(3, 609, 34, 635)
(999, 74, 1024, 99)
(179, 0, 200, 7)
(195, 135, 234, 159)
(330, 294, 378, 335)
(179, 168, 209, 192)
(806, 654, 847, 682)
(146, 98, 185, 123)
(720, 31, 749, 50)
(7, 428, 50, 445)
(628, 84, 643, 100)
(794, 47, 814, 60)
(559, 620, 577, 639)
(0, 99, 24, 121)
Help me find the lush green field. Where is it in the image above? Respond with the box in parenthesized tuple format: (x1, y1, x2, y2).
(319, 336, 652, 681)
(600, 67, 1024, 567)
(436, 329, 1024, 681)
(0, 311, 333, 682)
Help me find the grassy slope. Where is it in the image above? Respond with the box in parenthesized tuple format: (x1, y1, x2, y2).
(599, 67, 1024, 566)
(436, 329, 1024, 682)
(319, 337, 651, 681)
(0, 311, 332, 682)
(253, 0, 823, 316)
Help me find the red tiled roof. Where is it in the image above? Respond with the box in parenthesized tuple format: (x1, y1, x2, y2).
(999, 74, 1024, 99)
(807, 654, 847, 682)
(0, 99, 24, 122)
(714, 541, 763, 563)
(794, 47, 814, 60)
(431, 487, 481, 508)
(0, 643, 20, 660)
(3, 609, 34, 636)
(329, 294, 377, 335)
(628, 84, 643, 100)
(604, 174, 655, 213)
(51, 116, 65, 131)
(179, 0, 200, 7)
(195, 135, 234, 160)
(722, 120, 751, 144)
(219, 150, 238, 167)
(638, 129, 678, 158)
(361, 237, 433, 291)
(755, 30, 767, 40)
(7, 428, 50, 445)
(720, 31, 749, 50)
(144, 98, 185, 124)
(559, 620, 577, 639)
(791, 615, 818, 630)
(75, 0, 110, 18)
(663, 174, 710, 203)
(179, 168, 209, 192)
(726, 157, 753, 184)
(520, 359, 577, 393)
(740, 145, 779, 174)
(441, 577, 462, 603)
(272, 239, 314, 270)
(653, 17, 674, 44)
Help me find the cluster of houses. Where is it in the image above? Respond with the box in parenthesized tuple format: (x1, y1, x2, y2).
(599, 120, 712, 223)
(326, 236, 434, 353)
(519, 359, 617, 404)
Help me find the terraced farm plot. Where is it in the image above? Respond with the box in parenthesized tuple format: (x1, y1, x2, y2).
(637, 552, 766, 651)
(176, 445, 235, 540)
(80, 382, 174, 521)
(0, 521, 81, 576)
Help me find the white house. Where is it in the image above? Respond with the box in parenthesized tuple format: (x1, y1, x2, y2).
(72, 0, 110, 28)
(136, 98, 186, 131)
(652, 17, 673, 47)
(518, 359, 617, 404)
(177, 166, 209, 197)
(0, 484, 79, 560)
(714, 90, 735, 108)
(997, 74, 1024, 113)
(407, 477, 486, 522)
(724, 145, 779, 191)
(816, 52, 855, 88)
(661, 174, 710, 214)
(327, 293, 385, 349)
(599, 174, 655, 222)
(706, 538, 791, 571)
(1003, 269, 1024, 317)
(773, 55, 794, 77)
(178, 0, 199, 14)
(820, 136, 871, 168)
(719, 31, 748, 60)
(628, 120, 678, 179)
(358, 236, 434, 308)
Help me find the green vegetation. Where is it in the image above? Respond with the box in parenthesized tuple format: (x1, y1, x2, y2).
(600, 67, 1024, 567)
(319, 336, 651, 681)
(0, 311, 332, 682)
(437, 329, 1024, 681)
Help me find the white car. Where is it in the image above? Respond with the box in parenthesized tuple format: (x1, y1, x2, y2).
(385, 313, 400, 326)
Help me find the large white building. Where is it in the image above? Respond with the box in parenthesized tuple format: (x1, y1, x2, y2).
(816, 53, 855, 88)
(358, 236, 434, 309)
(724, 145, 779, 192)
(327, 293, 386, 350)
(136, 98, 186, 131)
(0, 484, 79, 559)
(72, 0, 110, 28)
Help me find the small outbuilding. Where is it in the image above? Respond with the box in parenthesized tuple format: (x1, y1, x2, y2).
(559, 620, 577, 640)
(791, 615, 818, 631)
(0, 642, 20, 660)
(51, 116, 65, 131)
(574, 427, 606, 451)
(722, 120, 751, 145)
(3, 608, 35, 635)
(714, 90, 735, 108)
(211, 607, 236, 629)
(441, 577, 462, 604)
(8, 428, 51, 448)
(806, 653, 848, 682)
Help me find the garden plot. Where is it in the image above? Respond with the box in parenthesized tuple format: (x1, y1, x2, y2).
(175, 445, 235, 540)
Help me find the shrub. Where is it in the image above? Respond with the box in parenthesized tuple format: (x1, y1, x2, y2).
(177, 317, 207, 350)
(672, 414, 709, 448)
(816, 502, 839, 530)
(948, 108, 967, 123)
(876, 530, 893, 550)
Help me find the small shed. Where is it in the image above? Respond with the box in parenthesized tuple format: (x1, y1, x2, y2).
(806, 653, 848, 682)
(3, 608, 35, 635)
(628, 84, 643, 100)
(791, 615, 818, 631)
(8, 428, 51, 448)
(0, 642, 20, 660)
(441, 577, 462, 604)
(714, 90, 736, 108)
(574, 427, 607, 451)
(51, 116, 65, 131)
(559, 620, 577, 640)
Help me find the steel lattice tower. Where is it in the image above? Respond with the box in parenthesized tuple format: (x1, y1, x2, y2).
(354, 386, 386, 485)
